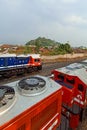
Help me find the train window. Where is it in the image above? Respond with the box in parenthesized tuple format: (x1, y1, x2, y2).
(66, 78, 75, 85)
(57, 74, 64, 81)
(34, 59, 40, 62)
(78, 84, 84, 92)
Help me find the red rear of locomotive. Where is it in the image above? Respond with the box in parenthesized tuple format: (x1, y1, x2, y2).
(52, 69, 86, 107)
(51, 68, 87, 129)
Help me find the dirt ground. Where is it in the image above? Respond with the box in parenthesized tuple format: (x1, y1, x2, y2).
(41, 53, 87, 63)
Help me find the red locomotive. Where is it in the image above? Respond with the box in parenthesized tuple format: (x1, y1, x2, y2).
(51, 62, 87, 130)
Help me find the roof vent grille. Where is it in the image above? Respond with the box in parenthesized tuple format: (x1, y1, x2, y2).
(18, 76, 46, 96)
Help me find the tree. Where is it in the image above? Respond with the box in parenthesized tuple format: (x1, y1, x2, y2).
(64, 43, 73, 53)
(35, 39, 41, 53)
(24, 45, 32, 54)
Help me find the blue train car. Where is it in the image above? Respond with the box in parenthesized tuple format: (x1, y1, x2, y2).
(0, 54, 30, 77)
(16, 54, 30, 66)
(0, 54, 16, 68)
(0, 57, 5, 67)
(0, 54, 30, 67)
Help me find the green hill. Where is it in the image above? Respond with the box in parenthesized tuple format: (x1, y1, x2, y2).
(26, 37, 60, 47)
(25, 37, 73, 55)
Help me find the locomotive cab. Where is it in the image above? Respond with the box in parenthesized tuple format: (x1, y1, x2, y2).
(51, 69, 86, 110)
(28, 54, 42, 70)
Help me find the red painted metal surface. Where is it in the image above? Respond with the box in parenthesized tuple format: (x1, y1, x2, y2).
(28, 56, 42, 69)
(0, 90, 62, 130)
(51, 68, 87, 129)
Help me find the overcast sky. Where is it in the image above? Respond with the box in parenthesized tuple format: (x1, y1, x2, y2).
(0, 0, 87, 47)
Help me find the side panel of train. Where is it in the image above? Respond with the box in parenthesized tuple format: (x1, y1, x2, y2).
(0, 90, 62, 130)
(0, 56, 29, 67)
(0, 54, 42, 77)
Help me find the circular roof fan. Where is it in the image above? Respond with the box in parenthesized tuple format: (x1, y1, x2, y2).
(0, 86, 16, 114)
(18, 76, 46, 96)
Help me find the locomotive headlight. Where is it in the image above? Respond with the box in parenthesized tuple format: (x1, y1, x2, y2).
(48, 74, 54, 78)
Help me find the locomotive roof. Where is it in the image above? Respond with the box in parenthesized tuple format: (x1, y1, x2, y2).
(82, 59, 87, 63)
(0, 75, 62, 126)
(28, 54, 40, 58)
(0, 53, 40, 58)
(17, 54, 28, 57)
(79, 59, 87, 66)
(55, 63, 87, 85)
(0, 53, 16, 57)
(0, 54, 28, 57)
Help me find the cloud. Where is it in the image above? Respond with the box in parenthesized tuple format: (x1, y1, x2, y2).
(62, 0, 78, 3)
(66, 15, 87, 25)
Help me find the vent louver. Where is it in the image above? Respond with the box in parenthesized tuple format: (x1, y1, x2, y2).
(0, 86, 16, 114)
(17, 76, 46, 96)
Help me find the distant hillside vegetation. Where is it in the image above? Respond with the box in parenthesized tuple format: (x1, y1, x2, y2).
(25, 37, 73, 55)
(26, 37, 60, 47)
